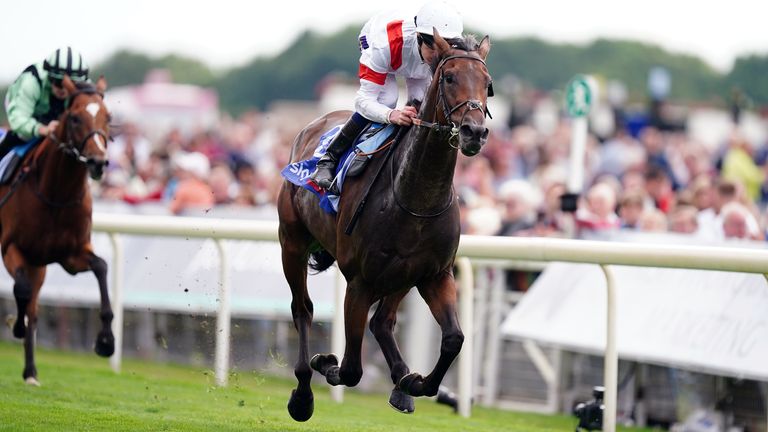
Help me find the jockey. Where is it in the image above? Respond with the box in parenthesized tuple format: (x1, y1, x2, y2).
(310, 0, 464, 190)
(0, 47, 90, 164)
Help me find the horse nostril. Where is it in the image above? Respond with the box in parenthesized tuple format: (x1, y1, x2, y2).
(460, 124, 487, 141)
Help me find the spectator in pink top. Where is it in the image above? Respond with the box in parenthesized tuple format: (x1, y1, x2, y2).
(169, 152, 214, 215)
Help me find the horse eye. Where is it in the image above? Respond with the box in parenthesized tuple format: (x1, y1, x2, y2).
(69, 115, 82, 126)
(445, 75, 455, 84)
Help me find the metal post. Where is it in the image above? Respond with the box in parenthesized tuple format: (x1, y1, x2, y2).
(567, 116, 588, 195)
(108, 233, 124, 373)
(482, 266, 504, 406)
(600, 264, 617, 432)
(456, 257, 474, 418)
(331, 265, 346, 403)
(472, 267, 489, 399)
(214, 239, 231, 387)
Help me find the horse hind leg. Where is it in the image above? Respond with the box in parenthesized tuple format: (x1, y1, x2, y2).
(4, 245, 45, 385)
(369, 291, 415, 414)
(398, 270, 463, 398)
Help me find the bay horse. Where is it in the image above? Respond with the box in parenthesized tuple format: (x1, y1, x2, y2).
(278, 29, 491, 421)
(0, 75, 112, 385)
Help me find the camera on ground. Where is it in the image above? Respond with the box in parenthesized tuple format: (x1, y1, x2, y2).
(574, 386, 605, 431)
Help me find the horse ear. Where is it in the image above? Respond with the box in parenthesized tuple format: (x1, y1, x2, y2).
(62, 75, 77, 94)
(477, 35, 491, 61)
(432, 27, 451, 55)
(96, 75, 108, 94)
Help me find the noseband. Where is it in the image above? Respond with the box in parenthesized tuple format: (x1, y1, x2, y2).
(55, 129, 110, 164)
(413, 54, 493, 146)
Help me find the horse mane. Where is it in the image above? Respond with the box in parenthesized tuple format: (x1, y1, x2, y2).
(428, 34, 481, 71)
(73, 81, 99, 94)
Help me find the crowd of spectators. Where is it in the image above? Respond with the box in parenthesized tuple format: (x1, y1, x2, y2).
(92, 97, 768, 250)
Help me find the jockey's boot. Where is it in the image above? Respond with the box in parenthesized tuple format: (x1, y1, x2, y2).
(310, 114, 367, 191)
(0, 132, 22, 159)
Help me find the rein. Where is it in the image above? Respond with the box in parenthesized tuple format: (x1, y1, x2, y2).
(388, 53, 487, 218)
(50, 129, 110, 164)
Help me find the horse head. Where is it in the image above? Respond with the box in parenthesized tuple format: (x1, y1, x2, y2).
(60, 75, 111, 180)
(430, 29, 492, 157)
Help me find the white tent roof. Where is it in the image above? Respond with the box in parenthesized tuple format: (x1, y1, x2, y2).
(501, 262, 768, 381)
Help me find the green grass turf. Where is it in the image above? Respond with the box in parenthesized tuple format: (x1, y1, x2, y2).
(0, 341, 651, 431)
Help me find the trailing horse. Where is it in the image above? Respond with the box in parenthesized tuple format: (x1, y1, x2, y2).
(0, 75, 112, 385)
(277, 29, 491, 421)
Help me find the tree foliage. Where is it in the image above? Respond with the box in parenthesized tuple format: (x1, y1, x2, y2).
(3, 28, 768, 124)
(91, 49, 216, 88)
(726, 54, 768, 105)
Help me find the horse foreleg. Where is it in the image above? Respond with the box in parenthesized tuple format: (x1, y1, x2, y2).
(11, 268, 30, 340)
(336, 285, 372, 387)
(62, 250, 114, 357)
(370, 291, 414, 413)
(399, 270, 463, 398)
(312, 284, 371, 388)
(4, 245, 28, 339)
(21, 267, 45, 385)
(281, 241, 315, 422)
(89, 253, 114, 357)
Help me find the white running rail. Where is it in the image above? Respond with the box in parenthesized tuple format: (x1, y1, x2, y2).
(93, 213, 768, 430)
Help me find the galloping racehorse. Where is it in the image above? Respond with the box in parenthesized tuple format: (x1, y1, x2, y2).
(278, 30, 491, 421)
(0, 75, 112, 385)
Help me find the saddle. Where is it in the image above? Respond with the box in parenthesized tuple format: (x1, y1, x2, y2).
(0, 136, 39, 185)
(281, 122, 397, 214)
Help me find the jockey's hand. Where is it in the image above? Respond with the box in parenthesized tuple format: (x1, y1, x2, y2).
(38, 120, 59, 137)
(388, 106, 418, 126)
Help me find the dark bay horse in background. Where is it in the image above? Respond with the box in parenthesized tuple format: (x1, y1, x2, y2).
(278, 30, 492, 421)
(0, 75, 112, 385)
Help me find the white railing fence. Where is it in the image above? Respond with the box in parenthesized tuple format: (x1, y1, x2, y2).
(93, 213, 768, 432)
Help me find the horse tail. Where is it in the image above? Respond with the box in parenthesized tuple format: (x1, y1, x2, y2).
(307, 248, 336, 274)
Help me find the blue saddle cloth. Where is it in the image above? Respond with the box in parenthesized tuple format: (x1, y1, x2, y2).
(281, 123, 395, 214)
(0, 132, 41, 181)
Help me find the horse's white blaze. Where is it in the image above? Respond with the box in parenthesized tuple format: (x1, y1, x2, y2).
(85, 102, 100, 118)
(93, 134, 106, 152)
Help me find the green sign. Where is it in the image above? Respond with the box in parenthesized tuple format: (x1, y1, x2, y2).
(566, 75, 592, 117)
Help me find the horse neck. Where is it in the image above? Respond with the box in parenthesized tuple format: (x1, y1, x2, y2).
(35, 138, 88, 198)
(393, 84, 457, 214)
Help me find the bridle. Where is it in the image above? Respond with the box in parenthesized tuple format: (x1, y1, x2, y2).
(390, 53, 492, 218)
(412, 53, 493, 147)
(49, 89, 110, 165)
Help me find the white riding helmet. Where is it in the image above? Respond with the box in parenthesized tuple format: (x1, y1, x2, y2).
(44, 46, 89, 82)
(414, 0, 464, 39)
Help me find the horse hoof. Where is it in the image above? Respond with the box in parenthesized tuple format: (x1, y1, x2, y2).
(309, 353, 338, 374)
(287, 389, 314, 422)
(94, 331, 115, 357)
(388, 388, 415, 414)
(24, 377, 41, 387)
(397, 372, 424, 396)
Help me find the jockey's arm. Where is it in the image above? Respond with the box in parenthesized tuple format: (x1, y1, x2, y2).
(354, 79, 393, 124)
(5, 72, 44, 141)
